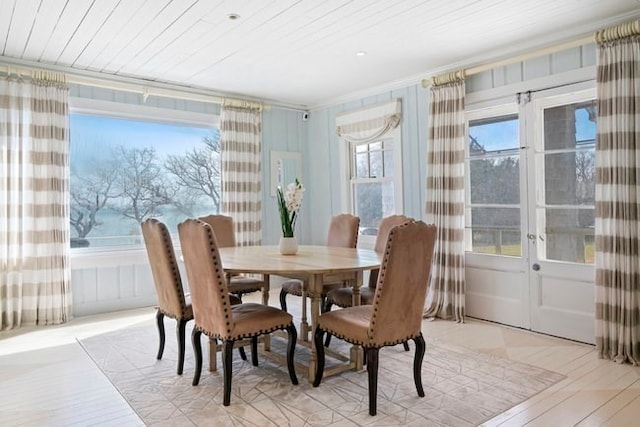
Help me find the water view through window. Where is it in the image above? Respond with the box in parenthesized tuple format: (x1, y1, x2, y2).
(70, 114, 220, 249)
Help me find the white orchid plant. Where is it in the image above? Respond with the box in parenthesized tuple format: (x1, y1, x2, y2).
(277, 178, 304, 238)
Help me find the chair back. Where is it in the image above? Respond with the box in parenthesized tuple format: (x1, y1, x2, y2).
(368, 221, 437, 346)
(369, 215, 411, 288)
(178, 219, 234, 338)
(326, 214, 360, 248)
(141, 219, 189, 319)
(198, 214, 236, 248)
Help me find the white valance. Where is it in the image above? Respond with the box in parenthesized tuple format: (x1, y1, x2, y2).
(336, 99, 401, 143)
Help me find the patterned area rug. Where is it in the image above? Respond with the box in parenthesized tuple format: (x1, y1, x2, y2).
(80, 318, 565, 426)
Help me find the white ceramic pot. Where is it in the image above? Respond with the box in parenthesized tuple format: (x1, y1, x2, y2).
(279, 236, 298, 255)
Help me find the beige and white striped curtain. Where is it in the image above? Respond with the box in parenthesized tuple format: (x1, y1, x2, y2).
(594, 20, 640, 365)
(423, 75, 466, 323)
(1, 73, 71, 330)
(220, 102, 262, 246)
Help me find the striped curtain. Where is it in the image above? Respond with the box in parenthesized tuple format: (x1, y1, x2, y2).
(594, 21, 640, 365)
(424, 78, 466, 323)
(220, 103, 262, 246)
(1, 74, 71, 330)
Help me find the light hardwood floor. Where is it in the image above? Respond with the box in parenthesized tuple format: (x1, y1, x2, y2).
(1, 289, 639, 426)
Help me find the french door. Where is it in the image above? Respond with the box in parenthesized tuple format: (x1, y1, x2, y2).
(465, 82, 596, 344)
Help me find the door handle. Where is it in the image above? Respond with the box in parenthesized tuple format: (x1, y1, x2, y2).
(532, 263, 540, 271)
(526, 233, 536, 240)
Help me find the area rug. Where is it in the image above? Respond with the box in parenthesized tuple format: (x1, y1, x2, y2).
(79, 318, 565, 426)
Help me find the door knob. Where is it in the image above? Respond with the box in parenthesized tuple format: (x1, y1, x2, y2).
(532, 263, 540, 271)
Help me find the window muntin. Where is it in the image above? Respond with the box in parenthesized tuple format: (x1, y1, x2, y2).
(70, 113, 220, 249)
(467, 113, 521, 256)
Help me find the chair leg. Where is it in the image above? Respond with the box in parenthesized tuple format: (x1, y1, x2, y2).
(239, 346, 247, 361)
(324, 332, 332, 348)
(413, 333, 426, 397)
(279, 288, 288, 312)
(191, 329, 203, 386)
(367, 347, 379, 416)
(155, 310, 165, 360)
(403, 341, 410, 351)
(176, 318, 188, 375)
(285, 324, 299, 385)
(251, 336, 259, 367)
(222, 340, 235, 406)
(312, 327, 326, 387)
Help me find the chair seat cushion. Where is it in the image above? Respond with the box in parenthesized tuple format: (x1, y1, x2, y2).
(281, 279, 345, 297)
(230, 303, 293, 339)
(327, 287, 375, 308)
(228, 275, 264, 294)
(318, 305, 372, 345)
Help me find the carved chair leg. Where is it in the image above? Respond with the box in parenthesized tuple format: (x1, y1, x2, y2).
(367, 347, 379, 416)
(155, 310, 165, 360)
(251, 336, 259, 366)
(279, 288, 288, 312)
(176, 318, 188, 375)
(285, 324, 299, 385)
(222, 340, 235, 406)
(413, 334, 426, 397)
(312, 327, 326, 387)
(403, 341, 410, 351)
(191, 329, 203, 386)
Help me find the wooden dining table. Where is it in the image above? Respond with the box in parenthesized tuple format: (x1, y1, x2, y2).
(217, 244, 381, 381)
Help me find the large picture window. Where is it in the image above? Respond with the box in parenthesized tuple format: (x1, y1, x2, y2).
(70, 113, 220, 249)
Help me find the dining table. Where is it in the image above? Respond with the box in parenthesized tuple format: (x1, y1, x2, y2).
(217, 244, 381, 381)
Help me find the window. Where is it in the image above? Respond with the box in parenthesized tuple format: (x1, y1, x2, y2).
(466, 109, 521, 256)
(350, 138, 396, 236)
(70, 112, 219, 249)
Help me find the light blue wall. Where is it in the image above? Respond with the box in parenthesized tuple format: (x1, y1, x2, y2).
(304, 43, 596, 244)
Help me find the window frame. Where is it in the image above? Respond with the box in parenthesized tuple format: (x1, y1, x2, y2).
(339, 126, 403, 248)
(69, 97, 219, 263)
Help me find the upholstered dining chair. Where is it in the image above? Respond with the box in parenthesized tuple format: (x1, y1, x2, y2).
(178, 218, 298, 406)
(198, 214, 266, 301)
(313, 220, 437, 416)
(279, 213, 360, 313)
(141, 218, 245, 376)
(323, 214, 411, 347)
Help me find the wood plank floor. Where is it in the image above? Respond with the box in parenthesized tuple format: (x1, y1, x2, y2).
(1, 290, 638, 426)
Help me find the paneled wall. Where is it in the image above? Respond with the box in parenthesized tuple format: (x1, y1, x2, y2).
(305, 43, 596, 244)
(69, 42, 596, 316)
(69, 85, 305, 316)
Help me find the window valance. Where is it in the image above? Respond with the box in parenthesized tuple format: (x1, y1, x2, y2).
(336, 99, 401, 143)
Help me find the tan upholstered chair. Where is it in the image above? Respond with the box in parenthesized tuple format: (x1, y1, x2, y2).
(141, 219, 244, 376)
(279, 214, 360, 312)
(141, 218, 194, 375)
(324, 215, 411, 347)
(198, 215, 266, 301)
(178, 219, 298, 406)
(313, 221, 437, 416)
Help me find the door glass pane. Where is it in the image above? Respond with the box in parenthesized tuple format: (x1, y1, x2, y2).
(467, 113, 521, 256)
(470, 207, 521, 256)
(541, 100, 596, 264)
(545, 208, 595, 263)
(470, 156, 520, 204)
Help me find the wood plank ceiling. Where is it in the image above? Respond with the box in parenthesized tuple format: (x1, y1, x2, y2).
(1, 0, 639, 107)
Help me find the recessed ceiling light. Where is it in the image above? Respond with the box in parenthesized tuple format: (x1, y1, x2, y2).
(227, 13, 240, 21)
(355, 51, 367, 57)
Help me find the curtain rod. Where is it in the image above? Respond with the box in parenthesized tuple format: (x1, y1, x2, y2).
(0, 60, 307, 112)
(421, 35, 593, 88)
